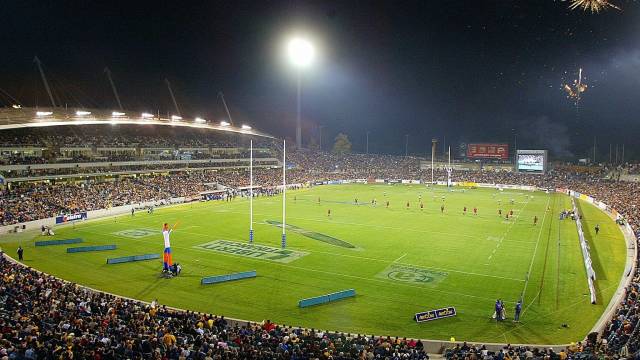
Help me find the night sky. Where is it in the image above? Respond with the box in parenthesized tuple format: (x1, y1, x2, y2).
(1, 1, 639, 159)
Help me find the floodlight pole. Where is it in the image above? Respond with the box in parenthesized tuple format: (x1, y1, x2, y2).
(218, 92, 235, 126)
(405, 134, 409, 157)
(33, 56, 56, 107)
(104, 67, 123, 110)
(366, 131, 370, 154)
(249, 139, 254, 243)
(282, 140, 287, 248)
(296, 72, 302, 149)
(165, 78, 181, 116)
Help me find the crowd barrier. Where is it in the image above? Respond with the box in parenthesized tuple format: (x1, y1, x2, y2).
(201, 270, 257, 285)
(67, 245, 117, 253)
(571, 197, 598, 304)
(298, 289, 356, 308)
(35, 238, 83, 246)
(106, 254, 160, 264)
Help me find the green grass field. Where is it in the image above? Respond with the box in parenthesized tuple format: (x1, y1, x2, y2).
(1, 184, 627, 344)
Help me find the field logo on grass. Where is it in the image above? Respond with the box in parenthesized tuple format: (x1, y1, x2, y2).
(376, 263, 447, 285)
(266, 220, 356, 249)
(112, 228, 157, 239)
(195, 240, 308, 263)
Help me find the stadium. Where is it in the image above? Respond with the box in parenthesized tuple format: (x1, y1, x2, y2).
(1, 2, 639, 359)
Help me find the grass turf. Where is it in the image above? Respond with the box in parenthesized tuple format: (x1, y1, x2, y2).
(0, 184, 627, 344)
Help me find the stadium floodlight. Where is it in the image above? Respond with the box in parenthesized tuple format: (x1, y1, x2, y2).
(75, 110, 91, 116)
(287, 37, 315, 68)
(241, 124, 252, 130)
(287, 36, 315, 149)
(141, 112, 154, 119)
(171, 115, 182, 121)
(112, 111, 126, 117)
(36, 111, 53, 116)
(194, 117, 206, 124)
(220, 121, 230, 126)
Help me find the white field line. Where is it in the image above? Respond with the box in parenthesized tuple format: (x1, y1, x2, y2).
(82, 226, 516, 304)
(485, 198, 531, 263)
(90, 227, 526, 283)
(75, 201, 537, 246)
(393, 253, 408, 263)
(208, 208, 538, 245)
(519, 195, 552, 303)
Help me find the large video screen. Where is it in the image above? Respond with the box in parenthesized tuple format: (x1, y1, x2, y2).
(517, 154, 544, 172)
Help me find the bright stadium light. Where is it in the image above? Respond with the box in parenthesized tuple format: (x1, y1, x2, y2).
(36, 111, 53, 117)
(241, 124, 252, 130)
(112, 111, 126, 117)
(171, 115, 182, 121)
(220, 121, 230, 127)
(75, 110, 91, 116)
(287, 37, 315, 68)
(141, 112, 154, 119)
(194, 117, 206, 124)
(286, 36, 316, 149)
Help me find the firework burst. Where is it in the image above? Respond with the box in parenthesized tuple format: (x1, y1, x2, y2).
(563, 68, 588, 106)
(565, 0, 621, 13)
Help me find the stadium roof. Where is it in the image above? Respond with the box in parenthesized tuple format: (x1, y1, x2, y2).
(0, 107, 275, 139)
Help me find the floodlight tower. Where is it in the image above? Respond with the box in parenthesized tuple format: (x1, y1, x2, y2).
(287, 37, 315, 149)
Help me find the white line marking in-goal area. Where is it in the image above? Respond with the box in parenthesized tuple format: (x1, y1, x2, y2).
(393, 253, 407, 263)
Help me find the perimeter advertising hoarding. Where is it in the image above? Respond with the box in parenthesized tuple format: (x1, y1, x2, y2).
(466, 143, 509, 159)
(415, 307, 457, 322)
(55, 212, 88, 224)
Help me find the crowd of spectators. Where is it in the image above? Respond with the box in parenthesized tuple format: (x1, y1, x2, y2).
(0, 255, 431, 359)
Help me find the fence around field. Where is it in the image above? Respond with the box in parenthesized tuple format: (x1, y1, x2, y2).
(571, 197, 597, 304)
